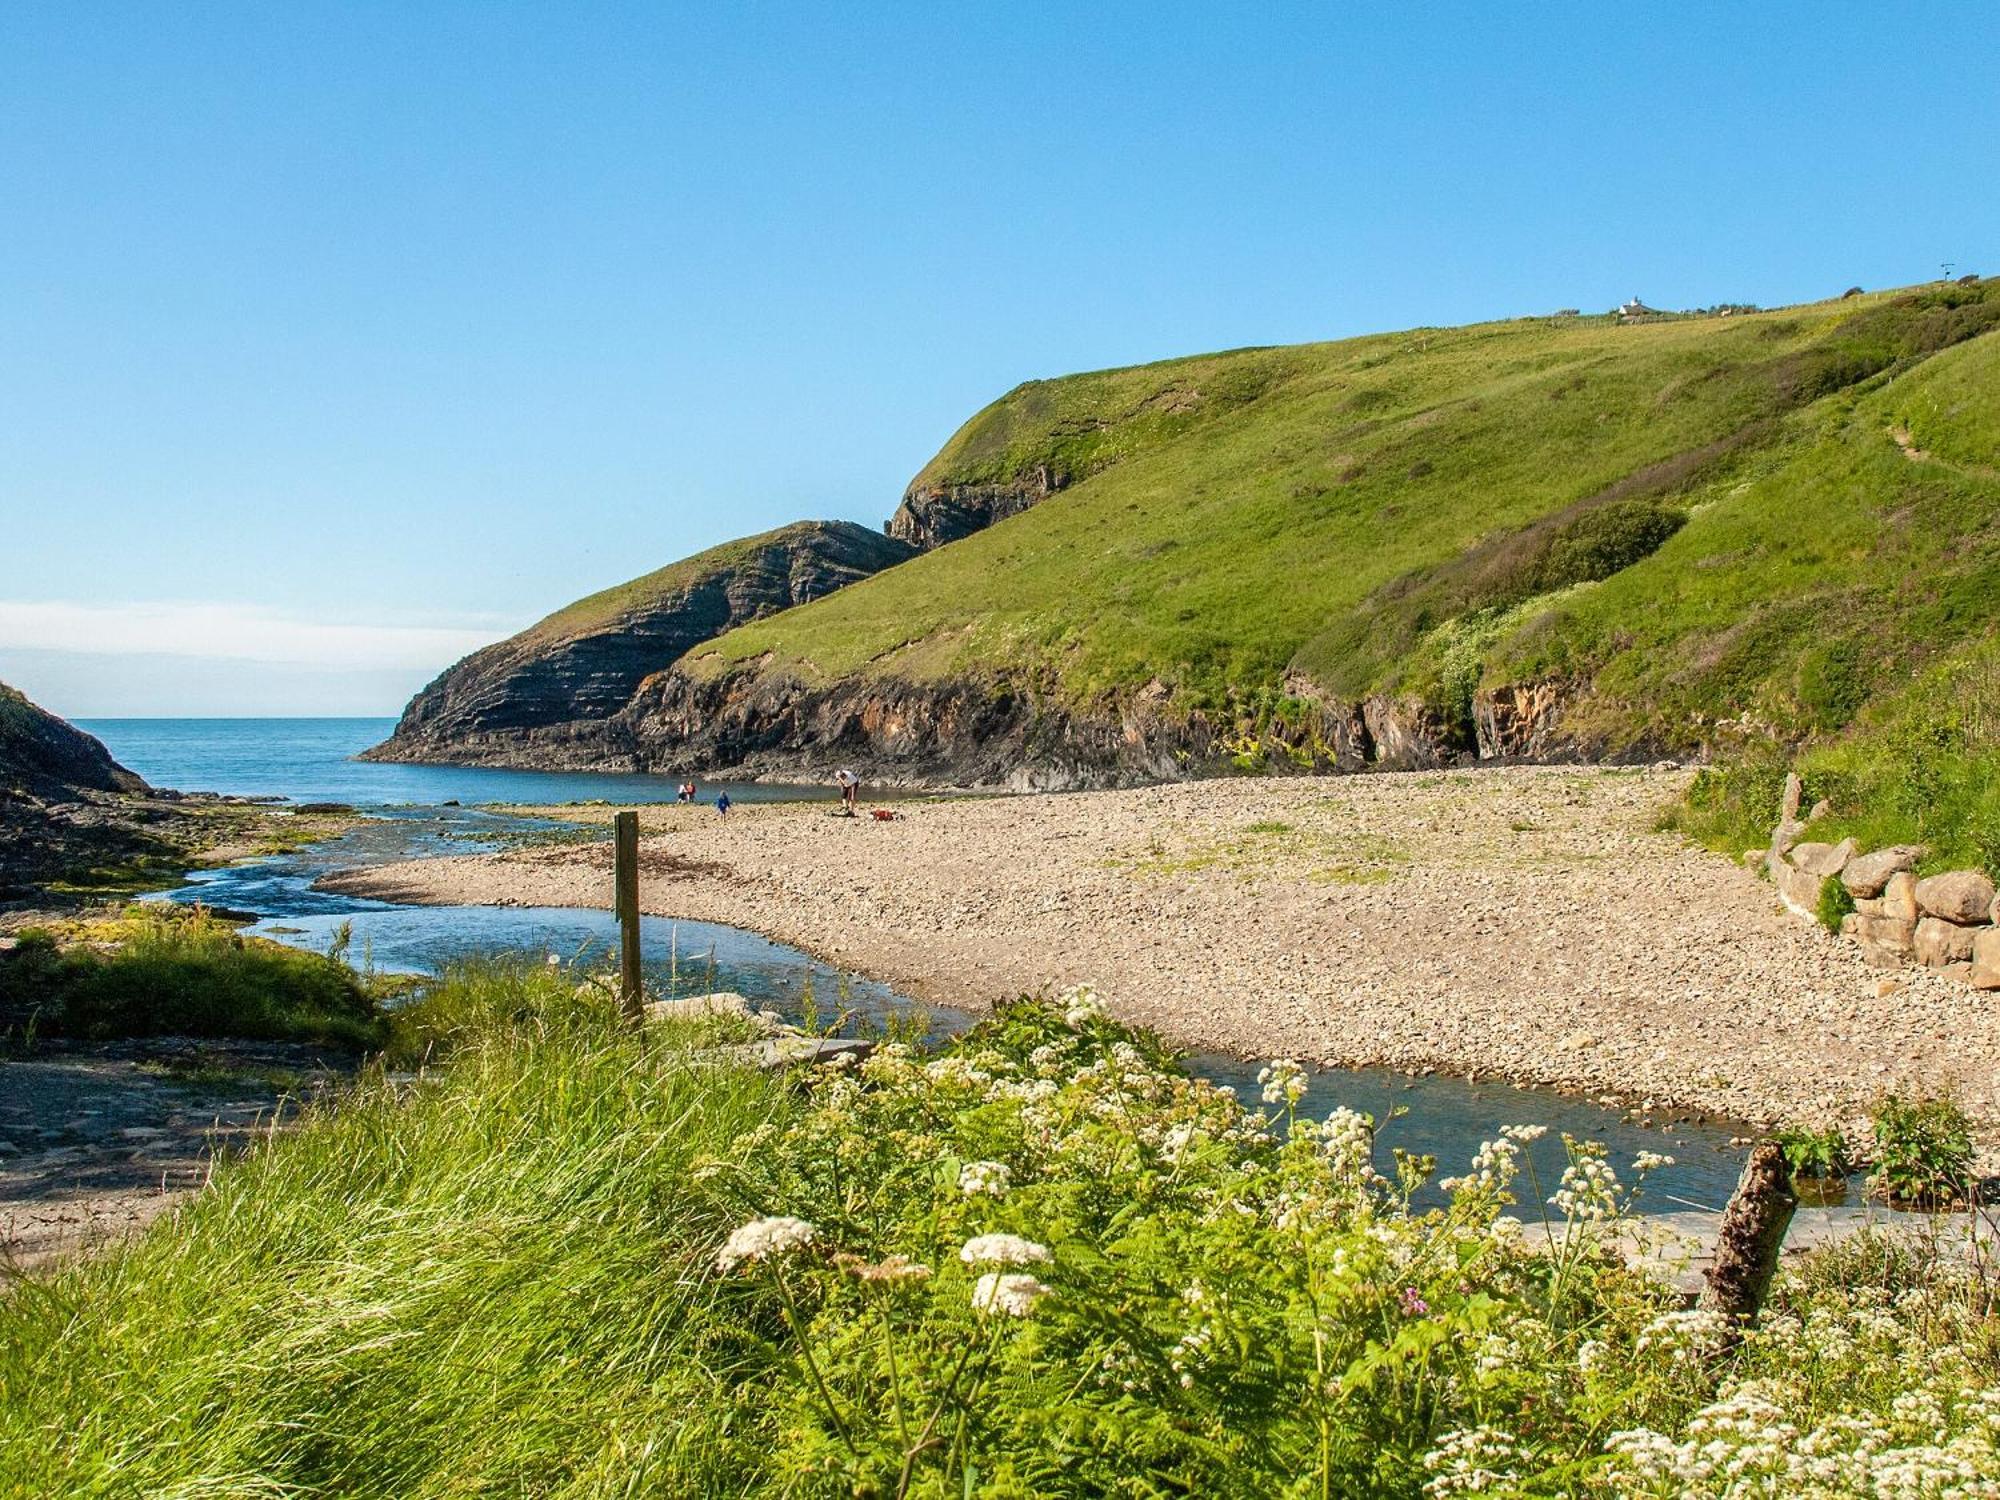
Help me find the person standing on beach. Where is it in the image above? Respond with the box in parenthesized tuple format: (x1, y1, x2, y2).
(715, 790, 731, 818)
(835, 768, 859, 817)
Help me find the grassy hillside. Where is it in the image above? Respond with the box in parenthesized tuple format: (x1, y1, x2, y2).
(655, 281, 2000, 836)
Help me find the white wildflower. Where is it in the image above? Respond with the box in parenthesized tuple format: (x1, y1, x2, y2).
(1500, 1123, 1548, 1144)
(958, 1233, 1052, 1267)
(1422, 1425, 1523, 1496)
(1060, 984, 1106, 1026)
(971, 1271, 1049, 1318)
(1258, 1058, 1309, 1106)
(1632, 1149, 1675, 1173)
(1548, 1140, 1622, 1221)
(958, 1160, 1012, 1198)
(715, 1215, 816, 1272)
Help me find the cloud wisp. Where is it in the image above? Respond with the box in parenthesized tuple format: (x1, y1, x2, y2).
(0, 600, 501, 670)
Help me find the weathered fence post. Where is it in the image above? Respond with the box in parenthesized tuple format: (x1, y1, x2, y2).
(1699, 1141, 1798, 1350)
(614, 810, 642, 1026)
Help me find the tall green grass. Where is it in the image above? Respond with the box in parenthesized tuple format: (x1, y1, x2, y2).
(1, 965, 791, 1495)
(8, 971, 2000, 1495)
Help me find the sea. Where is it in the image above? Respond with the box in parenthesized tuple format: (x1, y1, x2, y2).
(75, 716, 1757, 1212)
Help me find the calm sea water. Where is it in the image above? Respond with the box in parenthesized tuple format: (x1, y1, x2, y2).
(98, 717, 1752, 1210)
(77, 717, 823, 808)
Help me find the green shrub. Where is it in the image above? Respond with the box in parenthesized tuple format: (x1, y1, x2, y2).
(1816, 875, 1856, 934)
(0, 907, 380, 1049)
(1869, 1092, 1976, 1208)
(1776, 1123, 1852, 1180)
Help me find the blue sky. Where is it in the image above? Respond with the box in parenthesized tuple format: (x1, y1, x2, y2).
(2, 3, 1994, 715)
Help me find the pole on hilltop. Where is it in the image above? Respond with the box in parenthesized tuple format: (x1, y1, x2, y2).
(614, 810, 643, 1026)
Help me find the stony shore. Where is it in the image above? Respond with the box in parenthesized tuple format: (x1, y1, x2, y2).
(323, 766, 2000, 1135)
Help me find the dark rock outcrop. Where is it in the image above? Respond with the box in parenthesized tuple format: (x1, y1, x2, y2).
(615, 665, 1222, 791)
(366, 521, 915, 766)
(886, 466, 1069, 551)
(0, 682, 143, 797)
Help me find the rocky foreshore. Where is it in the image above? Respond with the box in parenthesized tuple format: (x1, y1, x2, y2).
(320, 766, 2000, 1136)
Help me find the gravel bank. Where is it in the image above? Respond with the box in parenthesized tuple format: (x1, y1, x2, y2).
(323, 767, 2000, 1134)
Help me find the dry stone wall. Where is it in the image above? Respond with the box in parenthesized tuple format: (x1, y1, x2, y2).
(1762, 773, 2000, 990)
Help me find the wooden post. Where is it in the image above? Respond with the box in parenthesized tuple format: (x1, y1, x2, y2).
(614, 810, 642, 1026)
(1700, 1141, 1798, 1349)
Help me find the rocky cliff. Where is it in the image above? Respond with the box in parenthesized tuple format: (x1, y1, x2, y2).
(0, 682, 143, 797)
(365, 521, 916, 767)
(886, 467, 1069, 551)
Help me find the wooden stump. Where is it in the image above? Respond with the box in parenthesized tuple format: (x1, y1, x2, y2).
(614, 810, 642, 1025)
(1699, 1141, 1797, 1349)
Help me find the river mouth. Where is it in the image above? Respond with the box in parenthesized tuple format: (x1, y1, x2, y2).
(86, 716, 1784, 1217)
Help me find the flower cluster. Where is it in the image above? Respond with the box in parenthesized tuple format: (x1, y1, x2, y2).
(715, 1215, 816, 1272)
(958, 1160, 1012, 1198)
(685, 992, 2000, 1496)
(1257, 1057, 1309, 1107)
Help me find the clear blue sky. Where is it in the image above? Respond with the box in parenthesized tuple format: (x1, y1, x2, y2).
(3, 3, 1993, 715)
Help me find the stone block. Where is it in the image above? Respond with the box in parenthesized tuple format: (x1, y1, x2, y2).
(1774, 860, 1823, 918)
(1853, 896, 1886, 918)
(1791, 838, 1856, 878)
(1915, 869, 1997, 925)
(1840, 845, 1926, 899)
(1972, 929, 2000, 991)
(1882, 872, 1919, 923)
(1781, 772, 1802, 821)
(1851, 913, 1917, 953)
(1915, 916, 1980, 968)
(1769, 818, 1806, 861)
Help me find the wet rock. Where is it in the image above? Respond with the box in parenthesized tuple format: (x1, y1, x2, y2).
(1842, 846, 1926, 899)
(1915, 916, 1981, 968)
(1915, 870, 1997, 926)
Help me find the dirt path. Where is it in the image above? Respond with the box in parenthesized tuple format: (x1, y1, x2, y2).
(1, 1040, 344, 1271)
(327, 766, 2000, 1136)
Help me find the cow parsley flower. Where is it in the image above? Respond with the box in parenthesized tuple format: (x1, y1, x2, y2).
(1421, 1424, 1523, 1497)
(958, 1160, 1012, 1198)
(1258, 1058, 1309, 1106)
(959, 1233, 1052, 1267)
(1632, 1150, 1675, 1173)
(971, 1271, 1049, 1318)
(1500, 1123, 1548, 1144)
(715, 1215, 816, 1272)
(1060, 985, 1106, 1026)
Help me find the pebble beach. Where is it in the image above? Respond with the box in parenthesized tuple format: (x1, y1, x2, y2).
(324, 766, 2000, 1135)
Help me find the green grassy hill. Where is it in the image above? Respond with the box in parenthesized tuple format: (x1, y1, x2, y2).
(621, 279, 2000, 825)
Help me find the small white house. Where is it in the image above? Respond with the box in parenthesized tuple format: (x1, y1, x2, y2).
(1617, 295, 1659, 318)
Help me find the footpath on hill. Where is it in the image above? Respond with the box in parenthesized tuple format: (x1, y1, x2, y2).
(326, 767, 2000, 1136)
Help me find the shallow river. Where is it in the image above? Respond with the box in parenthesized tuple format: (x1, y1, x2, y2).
(92, 717, 1763, 1213)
